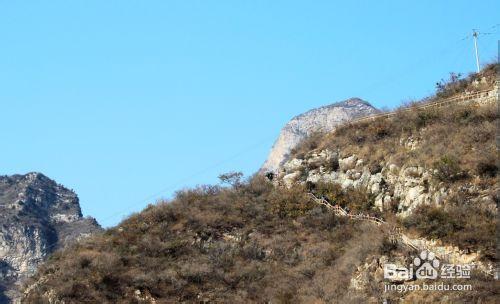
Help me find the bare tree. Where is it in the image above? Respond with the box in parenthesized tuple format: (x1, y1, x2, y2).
(218, 171, 243, 187)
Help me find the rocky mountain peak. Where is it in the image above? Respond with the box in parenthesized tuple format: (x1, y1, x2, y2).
(0, 173, 101, 303)
(1, 172, 82, 219)
(261, 98, 379, 173)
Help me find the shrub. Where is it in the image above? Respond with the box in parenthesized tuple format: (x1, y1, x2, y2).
(476, 153, 498, 177)
(300, 206, 340, 231)
(218, 171, 244, 187)
(404, 206, 459, 239)
(404, 205, 496, 259)
(267, 185, 313, 218)
(312, 182, 376, 215)
(380, 237, 398, 255)
(241, 241, 266, 261)
(368, 120, 392, 139)
(432, 155, 466, 181)
(289, 132, 324, 159)
(325, 156, 340, 171)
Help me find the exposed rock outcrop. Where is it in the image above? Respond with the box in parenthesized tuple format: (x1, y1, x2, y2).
(278, 148, 496, 217)
(0, 173, 101, 303)
(261, 98, 379, 173)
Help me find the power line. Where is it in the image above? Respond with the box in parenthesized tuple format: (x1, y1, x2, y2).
(0, 135, 275, 256)
(98, 135, 275, 225)
(359, 29, 477, 99)
(358, 25, 499, 104)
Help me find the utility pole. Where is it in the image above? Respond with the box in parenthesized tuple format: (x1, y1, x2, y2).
(462, 26, 496, 73)
(472, 29, 480, 73)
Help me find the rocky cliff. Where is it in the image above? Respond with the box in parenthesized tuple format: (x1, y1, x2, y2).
(0, 173, 101, 303)
(261, 98, 379, 173)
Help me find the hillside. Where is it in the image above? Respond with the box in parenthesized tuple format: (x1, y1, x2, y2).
(0, 173, 101, 303)
(23, 65, 498, 303)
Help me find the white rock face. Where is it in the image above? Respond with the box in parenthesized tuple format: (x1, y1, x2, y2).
(277, 150, 453, 216)
(261, 98, 379, 173)
(276, 147, 497, 220)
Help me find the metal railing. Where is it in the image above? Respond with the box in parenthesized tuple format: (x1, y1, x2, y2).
(350, 89, 497, 124)
(307, 193, 385, 225)
(307, 192, 495, 277)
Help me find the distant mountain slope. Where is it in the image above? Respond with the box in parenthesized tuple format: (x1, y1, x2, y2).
(261, 98, 379, 173)
(0, 173, 101, 303)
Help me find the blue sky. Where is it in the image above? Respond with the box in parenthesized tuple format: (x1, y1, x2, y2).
(1, 1, 498, 227)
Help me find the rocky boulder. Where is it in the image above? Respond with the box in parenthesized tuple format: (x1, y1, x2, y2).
(261, 98, 379, 173)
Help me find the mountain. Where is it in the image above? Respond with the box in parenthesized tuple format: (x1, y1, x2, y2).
(21, 65, 498, 303)
(0, 172, 101, 303)
(261, 98, 379, 173)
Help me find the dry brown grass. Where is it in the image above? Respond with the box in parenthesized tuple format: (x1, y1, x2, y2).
(298, 102, 499, 176)
(288, 69, 498, 263)
(24, 176, 392, 303)
(435, 63, 497, 99)
(23, 65, 498, 303)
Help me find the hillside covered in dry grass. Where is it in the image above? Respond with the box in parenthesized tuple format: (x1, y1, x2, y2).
(22, 176, 498, 303)
(289, 67, 498, 260)
(24, 178, 397, 303)
(23, 65, 498, 303)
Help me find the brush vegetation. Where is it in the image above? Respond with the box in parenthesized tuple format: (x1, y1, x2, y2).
(24, 65, 498, 303)
(24, 178, 396, 303)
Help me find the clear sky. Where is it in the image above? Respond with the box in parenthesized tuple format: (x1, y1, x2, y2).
(1, 1, 498, 227)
